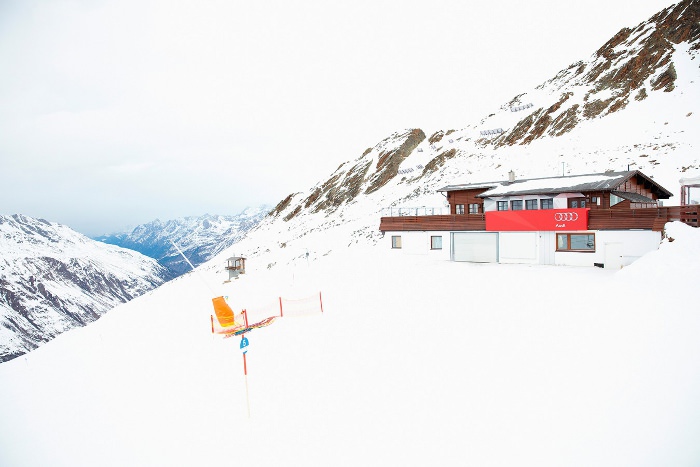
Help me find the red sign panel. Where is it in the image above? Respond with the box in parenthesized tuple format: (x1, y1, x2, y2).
(485, 208, 589, 231)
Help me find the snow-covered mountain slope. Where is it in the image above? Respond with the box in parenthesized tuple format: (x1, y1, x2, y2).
(95, 207, 270, 277)
(1, 221, 699, 467)
(1, 3, 700, 464)
(237, 0, 699, 273)
(0, 214, 170, 362)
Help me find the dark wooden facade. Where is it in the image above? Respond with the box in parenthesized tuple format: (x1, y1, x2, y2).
(380, 205, 699, 232)
(446, 190, 486, 214)
(381, 172, 698, 233)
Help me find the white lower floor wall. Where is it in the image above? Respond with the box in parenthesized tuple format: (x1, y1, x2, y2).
(452, 232, 498, 262)
(555, 230, 662, 268)
(383, 230, 662, 267)
(383, 231, 451, 260)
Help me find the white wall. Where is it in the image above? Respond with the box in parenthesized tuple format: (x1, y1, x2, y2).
(554, 230, 661, 267)
(383, 231, 451, 260)
(385, 229, 661, 268)
(499, 232, 538, 264)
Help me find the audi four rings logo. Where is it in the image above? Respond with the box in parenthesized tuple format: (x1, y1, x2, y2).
(554, 212, 579, 222)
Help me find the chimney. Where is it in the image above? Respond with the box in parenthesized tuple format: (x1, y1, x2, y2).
(508, 170, 515, 183)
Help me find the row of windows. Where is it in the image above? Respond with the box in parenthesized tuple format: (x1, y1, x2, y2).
(391, 235, 443, 250)
(457, 197, 599, 213)
(392, 233, 596, 252)
(497, 198, 555, 211)
(455, 204, 480, 214)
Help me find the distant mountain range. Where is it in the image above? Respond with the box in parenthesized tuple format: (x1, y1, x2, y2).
(94, 207, 270, 276)
(0, 214, 171, 362)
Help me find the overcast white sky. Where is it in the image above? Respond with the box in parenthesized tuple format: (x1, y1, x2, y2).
(0, 0, 675, 236)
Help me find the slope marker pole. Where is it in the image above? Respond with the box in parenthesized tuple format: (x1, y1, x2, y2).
(243, 347, 251, 418)
(241, 312, 251, 418)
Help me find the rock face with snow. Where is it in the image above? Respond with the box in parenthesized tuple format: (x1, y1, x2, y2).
(95, 207, 270, 277)
(267, 0, 700, 238)
(494, 0, 699, 147)
(253, 1, 699, 272)
(0, 214, 171, 362)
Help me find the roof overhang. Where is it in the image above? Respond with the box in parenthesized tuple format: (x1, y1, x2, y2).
(611, 191, 657, 204)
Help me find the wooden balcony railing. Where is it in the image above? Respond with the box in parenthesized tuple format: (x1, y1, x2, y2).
(379, 214, 486, 232)
(589, 206, 699, 231)
(380, 206, 699, 232)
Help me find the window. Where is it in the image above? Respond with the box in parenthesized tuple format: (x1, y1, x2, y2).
(556, 233, 595, 252)
(497, 201, 508, 211)
(569, 198, 586, 208)
(525, 199, 538, 210)
(455, 204, 465, 215)
(468, 203, 480, 214)
(430, 236, 442, 250)
(511, 200, 523, 211)
(610, 194, 623, 206)
(391, 236, 402, 249)
(540, 198, 553, 209)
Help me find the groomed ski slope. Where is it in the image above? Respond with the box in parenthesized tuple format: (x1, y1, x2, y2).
(1, 222, 699, 467)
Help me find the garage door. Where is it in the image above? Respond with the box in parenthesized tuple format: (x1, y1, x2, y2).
(451, 232, 499, 262)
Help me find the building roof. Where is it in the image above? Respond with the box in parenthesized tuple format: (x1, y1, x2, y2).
(611, 191, 657, 204)
(438, 171, 673, 199)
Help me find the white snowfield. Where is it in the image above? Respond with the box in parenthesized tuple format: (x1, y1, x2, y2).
(0, 221, 698, 467)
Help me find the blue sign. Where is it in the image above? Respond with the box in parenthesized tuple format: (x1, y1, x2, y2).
(240, 336, 249, 353)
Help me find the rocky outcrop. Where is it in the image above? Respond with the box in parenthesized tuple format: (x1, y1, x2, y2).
(494, 0, 699, 146)
(365, 129, 425, 194)
(276, 129, 425, 221)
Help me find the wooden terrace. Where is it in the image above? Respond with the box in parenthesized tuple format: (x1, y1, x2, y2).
(380, 206, 699, 232)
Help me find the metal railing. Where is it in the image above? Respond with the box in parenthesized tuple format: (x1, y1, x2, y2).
(380, 206, 450, 217)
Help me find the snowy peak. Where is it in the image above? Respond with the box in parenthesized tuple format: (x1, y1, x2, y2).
(96, 208, 270, 276)
(233, 0, 700, 275)
(0, 214, 170, 362)
(484, 0, 699, 147)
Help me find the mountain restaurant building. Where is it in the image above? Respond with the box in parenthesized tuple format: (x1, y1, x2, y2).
(380, 170, 699, 268)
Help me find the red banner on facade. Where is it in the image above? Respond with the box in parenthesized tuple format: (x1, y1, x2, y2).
(485, 208, 589, 231)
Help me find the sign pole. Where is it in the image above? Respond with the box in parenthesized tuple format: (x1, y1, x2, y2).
(243, 350, 250, 419)
(241, 309, 251, 418)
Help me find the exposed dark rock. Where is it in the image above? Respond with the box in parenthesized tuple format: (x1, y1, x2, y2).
(422, 149, 457, 176)
(283, 205, 302, 222)
(498, 112, 537, 147)
(429, 130, 445, 145)
(635, 87, 648, 101)
(651, 63, 677, 91)
(365, 129, 425, 194)
(583, 97, 616, 119)
(270, 193, 296, 217)
(549, 104, 581, 137)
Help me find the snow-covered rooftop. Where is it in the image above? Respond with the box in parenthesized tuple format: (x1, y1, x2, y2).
(439, 171, 674, 199)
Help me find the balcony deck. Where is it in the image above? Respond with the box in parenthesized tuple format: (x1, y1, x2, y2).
(379, 206, 699, 232)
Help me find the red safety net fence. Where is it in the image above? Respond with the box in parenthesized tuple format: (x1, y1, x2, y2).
(211, 292, 324, 337)
(278, 292, 324, 318)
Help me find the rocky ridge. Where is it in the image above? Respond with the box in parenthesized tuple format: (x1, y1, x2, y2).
(267, 0, 699, 229)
